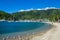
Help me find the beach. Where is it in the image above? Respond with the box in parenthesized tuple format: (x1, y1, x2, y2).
(30, 22, 60, 40)
(0, 22, 54, 40)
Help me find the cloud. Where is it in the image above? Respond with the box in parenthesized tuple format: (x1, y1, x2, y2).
(37, 7, 56, 10)
(18, 7, 58, 12)
(18, 8, 34, 12)
(44, 7, 56, 10)
(19, 10, 25, 12)
(37, 8, 42, 10)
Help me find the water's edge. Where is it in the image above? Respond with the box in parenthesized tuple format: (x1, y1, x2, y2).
(0, 22, 54, 40)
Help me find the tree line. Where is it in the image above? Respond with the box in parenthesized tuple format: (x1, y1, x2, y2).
(0, 9, 60, 21)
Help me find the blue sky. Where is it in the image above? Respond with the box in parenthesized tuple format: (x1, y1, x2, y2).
(0, 0, 60, 13)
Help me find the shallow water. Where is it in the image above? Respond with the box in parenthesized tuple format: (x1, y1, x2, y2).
(0, 21, 54, 40)
(0, 21, 45, 34)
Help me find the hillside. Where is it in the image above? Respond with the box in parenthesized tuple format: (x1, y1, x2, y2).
(0, 11, 12, 20)
(0, 9, 60, 21)
(12, 9, 60, 21)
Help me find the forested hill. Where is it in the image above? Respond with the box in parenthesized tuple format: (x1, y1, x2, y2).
(0, 11, 12, 20)
(0, 9, 60, 21)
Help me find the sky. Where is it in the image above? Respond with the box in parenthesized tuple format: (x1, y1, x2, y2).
(0, 0, 60, 13)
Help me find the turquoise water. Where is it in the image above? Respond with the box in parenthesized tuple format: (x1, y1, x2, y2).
(0, 21, 52, 34)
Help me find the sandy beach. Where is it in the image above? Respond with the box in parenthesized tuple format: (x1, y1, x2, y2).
(0, 22, 59, 40)
(0, 22, 54, 40)
(30, 22, 60, 40)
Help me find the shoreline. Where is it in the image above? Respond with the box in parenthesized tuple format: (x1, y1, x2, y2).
(0, 28, 53, 40)
(0, 19, 49, 22)
(0, 22, 54, 40)
(30, 22, 60, 40)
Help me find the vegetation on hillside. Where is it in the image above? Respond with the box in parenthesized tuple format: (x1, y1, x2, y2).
(0, 9, 60, 21)
(0, 11, 12, 20)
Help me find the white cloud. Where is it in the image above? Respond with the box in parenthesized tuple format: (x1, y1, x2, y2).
(44, 7, 56, 10)
(37, 8, 42, 10)
(18, 7, 58, 12)
(19, 10, 25, 12)
(25, 8, 34, 11)
(18, 8, 34, 12)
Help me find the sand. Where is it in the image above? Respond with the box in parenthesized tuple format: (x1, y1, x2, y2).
(0, 22, 58, 40)
(30, 22, 60, 40)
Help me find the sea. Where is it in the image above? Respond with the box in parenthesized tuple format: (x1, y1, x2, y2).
(0, 21, 53, 38)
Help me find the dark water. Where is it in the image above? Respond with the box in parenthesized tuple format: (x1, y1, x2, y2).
(0, 21, 52, 34)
